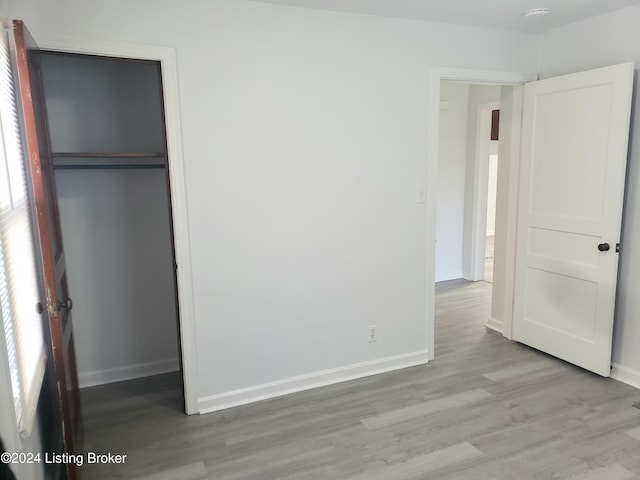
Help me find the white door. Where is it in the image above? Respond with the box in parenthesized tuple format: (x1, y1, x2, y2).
(512, 63, 634, 377)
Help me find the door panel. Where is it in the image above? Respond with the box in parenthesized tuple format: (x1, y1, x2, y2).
(512, 63, 634, 376)
(528, 84, 612, 220)
(12, 20, 82, 479)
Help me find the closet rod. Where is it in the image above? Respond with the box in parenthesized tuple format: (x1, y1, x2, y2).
(54, 164, 166, 170)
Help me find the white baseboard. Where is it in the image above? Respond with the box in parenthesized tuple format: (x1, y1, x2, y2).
(79, 358, 180, 388)
(435, 271, 464, 283)
(611, 363, 640, 389)
(485, 317, 503, 334)
(462, 270, 473, 281)
(198, 349, 430, 414)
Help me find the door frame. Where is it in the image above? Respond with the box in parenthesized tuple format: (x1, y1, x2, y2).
(427, 68, 536, 360)
(34, 35, 199, 413)
(469, 100, 500, 282)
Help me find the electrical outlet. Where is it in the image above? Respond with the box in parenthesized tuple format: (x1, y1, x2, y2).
(415, 185, 426, 204)
(368, 325, 377, 343)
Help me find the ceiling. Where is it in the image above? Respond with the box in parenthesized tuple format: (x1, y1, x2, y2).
(249, 0, 640, 33)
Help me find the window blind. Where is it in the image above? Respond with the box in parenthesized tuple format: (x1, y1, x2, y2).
(0, 28, 46, 438)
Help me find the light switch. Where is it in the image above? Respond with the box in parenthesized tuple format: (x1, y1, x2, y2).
(416, 185, 426, 204)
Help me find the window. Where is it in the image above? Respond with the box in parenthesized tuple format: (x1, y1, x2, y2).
(0, 29, 45, 439)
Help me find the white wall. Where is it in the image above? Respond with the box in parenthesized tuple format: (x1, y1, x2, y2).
(39, 53, 165, 153)
(2, 0, 538, 409)
(0, 317, 45, 480)
(436, 82, 469, 281)
(55, 170, 180, 387)
(538, 4, 640, 387)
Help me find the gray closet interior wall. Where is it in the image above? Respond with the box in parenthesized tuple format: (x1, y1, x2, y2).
(39, 53, 180, 387)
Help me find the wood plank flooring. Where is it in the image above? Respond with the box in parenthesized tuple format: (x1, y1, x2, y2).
(80, 280, 640, 479)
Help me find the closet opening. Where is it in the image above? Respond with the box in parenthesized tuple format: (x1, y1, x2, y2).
(37, 50, 185, 411)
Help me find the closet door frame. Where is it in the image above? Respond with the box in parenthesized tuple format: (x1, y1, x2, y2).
(34, 35, 199, 414)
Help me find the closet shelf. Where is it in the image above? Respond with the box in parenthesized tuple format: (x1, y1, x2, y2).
(54, 163, 166, 170)
(51, 152, 167, 170)
(51, 152, 166, 158)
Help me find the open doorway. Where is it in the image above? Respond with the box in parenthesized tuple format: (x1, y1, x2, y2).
(430, 70, 533, 358)
(435, 83, 500, 286)
(11, 24, 198, 473)
(30, 33, 199, 416)
(435, 83, 501, 352)
(36, 50, 185, 410)
(482, 106, 500, 284)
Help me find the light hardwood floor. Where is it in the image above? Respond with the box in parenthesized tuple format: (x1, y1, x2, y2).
(80, 280, 640, 479)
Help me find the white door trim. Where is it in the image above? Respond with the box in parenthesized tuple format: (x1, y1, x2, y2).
(428, 68, 536, 360)
(496, 85, 525, 340)
(470, 100, 500, 282)
(33, 35, 199, 414)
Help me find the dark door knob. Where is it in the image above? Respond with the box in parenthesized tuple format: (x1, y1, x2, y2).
(598, 243, 610, 252)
